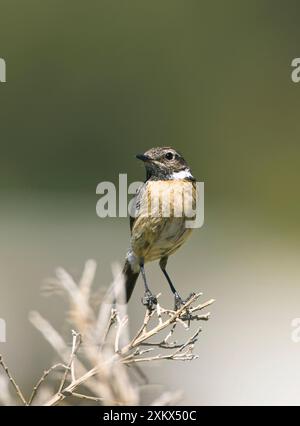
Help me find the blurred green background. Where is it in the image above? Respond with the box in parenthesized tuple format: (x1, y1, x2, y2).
(1, 0, 300, 405)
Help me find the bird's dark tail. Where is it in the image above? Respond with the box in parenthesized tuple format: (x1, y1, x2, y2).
(122, 260, 140, 302)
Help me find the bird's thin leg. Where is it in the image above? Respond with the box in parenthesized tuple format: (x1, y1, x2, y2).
(140, 261, 157, 310)
(159, 257, 195, 311)
(159, 257, 183, 310)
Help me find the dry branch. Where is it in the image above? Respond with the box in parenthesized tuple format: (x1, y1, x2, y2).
(0, 260, 214, 406)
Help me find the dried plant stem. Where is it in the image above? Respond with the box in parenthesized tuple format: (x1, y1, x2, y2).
(71, 392, 135, 406)
(0, 261, 214, 406)
(43, 292, 214, 406)
(123, 293, 203, 352)
(71, 392, 103, 403)
(0, 355, 27, 406)
(28, 363, 69, 405)
(58, 331, 81, 393)
(44, 363, 106, 406)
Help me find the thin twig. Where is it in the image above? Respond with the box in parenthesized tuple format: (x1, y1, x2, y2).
(0, 354, 27, 406)
(58, 331, 81, 394)
(28, 363, 69, 405)
(99, 308, 117, 348)
(71, 392, 103, 404)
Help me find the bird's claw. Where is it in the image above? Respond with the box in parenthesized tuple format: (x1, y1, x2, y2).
(174, 293, 184, 310)
(174, 292, 196, 325)
(174, 291, 195, 310)
(142, 291, 157, 310)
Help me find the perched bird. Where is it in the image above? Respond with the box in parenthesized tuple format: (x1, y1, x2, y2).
(123, 147, 197, 309)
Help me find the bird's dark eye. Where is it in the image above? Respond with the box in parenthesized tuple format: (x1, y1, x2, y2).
(165, 152, 174, 160)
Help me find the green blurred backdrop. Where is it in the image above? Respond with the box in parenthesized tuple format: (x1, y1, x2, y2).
(1, 0, 300, 405)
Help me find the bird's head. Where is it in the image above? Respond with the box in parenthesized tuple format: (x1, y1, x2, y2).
(136, 147, 193, 180)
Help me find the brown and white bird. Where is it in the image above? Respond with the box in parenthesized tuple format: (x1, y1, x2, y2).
(123, 147, 197, 309)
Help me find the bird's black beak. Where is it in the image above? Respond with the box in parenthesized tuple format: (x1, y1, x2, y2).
(136, 153, 151, 162)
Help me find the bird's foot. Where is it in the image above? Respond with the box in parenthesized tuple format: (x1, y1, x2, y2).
(174, 292, 196, 324)
(174, 291, 195, 310)
(174, 292, 184, 310)
(142, 291, 157, 310)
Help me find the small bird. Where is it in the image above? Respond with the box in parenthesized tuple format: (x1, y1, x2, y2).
(122, 147, 197, 309)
